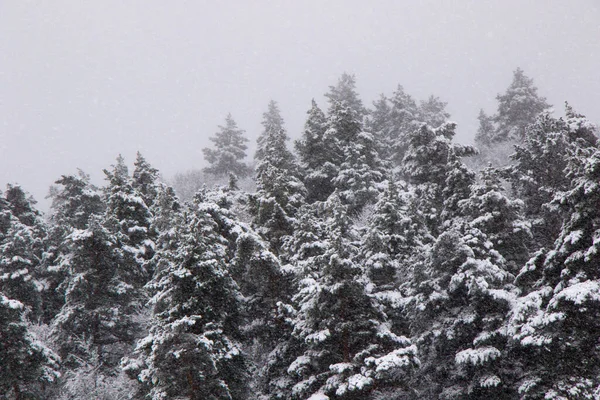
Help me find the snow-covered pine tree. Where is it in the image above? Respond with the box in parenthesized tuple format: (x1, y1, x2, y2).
(47, 170, 105, 231)
(325, 96, 385, 214)
(203, 114, 252, 178)
(458, 166, 532, 273)
(387, 85, 420, 167)
(132, 151, 161, 208)
(0, 186, 46, 320)
(361, 180, 431, 293)
(253, 100, 306, 253)
(493, 68, 550, 143)
(333, 129, 384, 215)
(52, 214, 139, 371)
(130, 198, 249, 400)
(509, 147, 600, 399)
(103, 154, 155, 285)
(181, 187, 293, 398)
(295, 99, 336, 203)
(402, 122, 477, 235)
(417, 95, 450, 129)
(0, 214, 43, 318)
(42, 170, 105, 322)
(0, 293, 59, 399)
(325, 73, 367, 119)
(366, 94, 393, 167)
(504, 105, 598, 250)
(406, 226, 517, 399)
(285, 195, 418, 399)
(5, 184, 44, 228)
(474, 109, 496, 148)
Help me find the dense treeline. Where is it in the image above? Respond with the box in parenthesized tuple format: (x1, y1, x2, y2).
(1, 70, 599, 399)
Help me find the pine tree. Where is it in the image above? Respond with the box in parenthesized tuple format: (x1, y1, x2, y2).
(186, 187, 293, 398)
(388, 85, 420, 166)
(510, 148, 600, 399)
(367, 94, 394, 167)
(43, 170, 105, 322)
(132, 151, 161, 208)
(52, 214, 142, 370)
(333, 130, 384, 215)
(295, 100, 336, 202)
(474, 109, 496, 148)
(130, 199, 249, 400)
(493, 68, 550, 143)
(406, 227, 517, 399)
(203, 114, 252, 178)
(505, 106, 598, 250)
(0, 186, 46, 320)
(5, 184, 43, 227)
(362, 180, 431, 293)
(324, 98, 384, 213)
(48, 170, 105, 231)
(285, 196, 418, 399)
(459, 166, 532, 272)
(253, 101, 306, 252)
(0, 216, 43, 317)
(417, 95, 450, 129)
(325, 73, 366, 119)
(0, 293, 59, 399)
(402, 122, 477, 234)
(103, 155, 155, 284)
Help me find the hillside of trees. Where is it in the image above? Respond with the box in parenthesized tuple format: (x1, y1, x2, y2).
(2, 69, 600, 399)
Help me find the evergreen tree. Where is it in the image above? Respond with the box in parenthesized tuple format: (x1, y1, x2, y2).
(510, 148, 600, 399)
(474, 109, 495, 148)
(417, 95, 450, 129)
(388, 85, 420, 166)
(493, 68, 550, 143)
(505, 106, 598, 249)
(5, 184, 43, 227)
(407, 227, 517, 399)
(52, 215, 140, 371)
(0, 216, 43, 317)
(0, 293, 59, 399)
(325, 73, 366, 118)
(333, 130, 384, 215)
(0, 186, 46, 320)
(48, 170, 105, 231)
(324, 98, 384, 213)
(295, 100, 336, 202)
(362, 180, 431, 293)
(135, 186, 291, 399)
(132, 151, 161, 208)
(459, 166, 532, 272)
(130, 199, 249, 400)
(103, 155, 155, 284)
(203, 114, 252, 178)
(43, 170, 105, 322)
(367, 85, 421, 171)
(402, 122, 477, 234)
(285, 196, 418, 399)
(253, 101, 306, 252)
(366, 94, 394, 166)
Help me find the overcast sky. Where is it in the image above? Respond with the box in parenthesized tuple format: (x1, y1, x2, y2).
(1, 1, 599, 210)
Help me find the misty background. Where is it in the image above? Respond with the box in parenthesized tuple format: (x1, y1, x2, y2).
(1, 0, 599, 210)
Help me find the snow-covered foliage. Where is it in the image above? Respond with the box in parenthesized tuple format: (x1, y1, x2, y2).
(203, 113, 253, 178)
(2, 70, 599, 400)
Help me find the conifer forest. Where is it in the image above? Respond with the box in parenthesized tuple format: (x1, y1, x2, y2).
(2, 69, 600, 400)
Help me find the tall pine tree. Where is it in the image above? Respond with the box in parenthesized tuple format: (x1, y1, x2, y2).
(203, 114, 252, 178)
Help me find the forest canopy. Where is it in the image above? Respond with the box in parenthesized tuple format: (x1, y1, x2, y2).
(1, 70, 600, 400)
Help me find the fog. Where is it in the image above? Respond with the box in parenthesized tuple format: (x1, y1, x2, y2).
(1, 0, 599, 210)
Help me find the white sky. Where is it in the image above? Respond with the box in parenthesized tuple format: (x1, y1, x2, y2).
(1, 1, 599, 209)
